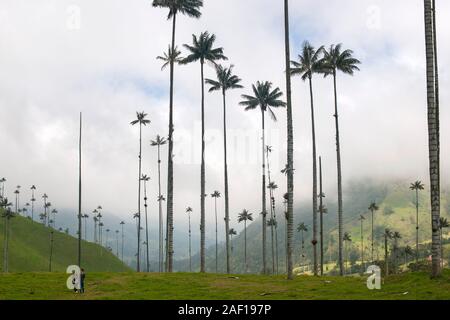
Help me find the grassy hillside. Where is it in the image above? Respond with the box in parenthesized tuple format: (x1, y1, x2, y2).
(0, 270, 449, 300)
(0, 210, 130, 272)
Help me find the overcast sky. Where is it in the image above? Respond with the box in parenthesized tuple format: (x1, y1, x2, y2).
(0, 0, 449, 235)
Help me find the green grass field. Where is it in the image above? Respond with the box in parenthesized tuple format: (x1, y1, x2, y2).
(0, 213, 130, 272)
(0, 271, 449, 300)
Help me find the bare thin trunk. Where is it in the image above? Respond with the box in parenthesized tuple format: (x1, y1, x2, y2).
(166, 12, 177, 273)
(136, 122, 142, 272)
(284, 0, 294, 281)
(215, 197, 218, 273)
(78, 113, 82, 268)
(424, 0, 441, 278)
(319, 156, 324, 276)
(200, 61, 206, 273)
(158, 144, 164, 273)
(223, 90, 231, 274)
(144, 181, 150, 272)
(261, 110, 267, 274)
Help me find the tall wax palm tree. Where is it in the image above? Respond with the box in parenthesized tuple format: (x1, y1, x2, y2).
(368, 202, 379, 263)
(297, 222, 308, 269)
(14, 189, 19, 213)
(120, 221, 125, 261)
(115, 230, 120, 256)
(186, 207, 193, 272)
(343, 232, 352, 275)
(181, 31, 227, 273)
(424, 0, 441, 278)
(238, 210, 253, 273)
(321, 44, 360, 276)
(358, 215, 366, 272)
(151, 134, 168, 273)
(291, 42, 324, 276)
(240, 81, 286, 274)
(141, 174, 151, 272)
(44, 202, 52, 227)
(283, 0, 295, 281)
(130, 112, 151, 272)
(42, 194, 48, 226)
(211, 191, 221, 273)
(48, 231, 54, 272)
(410, 181, 425, 262)
(153, 0, 203, 273)
(384, 228, 394, 276)
(267, 181, 278, 274)
(30, 185, 36, 221)
(206, 64, 243, 274)
(0, 178, 6, 198)
(439, 217, 449, 268)
(93, 210, 98, 243)
(51, 209, 58, 229)
(1, 198, 14, 273)
(392, 231, 402, 272)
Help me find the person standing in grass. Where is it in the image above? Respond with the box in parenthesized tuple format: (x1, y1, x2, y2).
(80, 268, 86, 293)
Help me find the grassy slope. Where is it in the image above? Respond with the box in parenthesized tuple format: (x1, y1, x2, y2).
(0, 212, 130, 272)
(0, 270, 449, 300)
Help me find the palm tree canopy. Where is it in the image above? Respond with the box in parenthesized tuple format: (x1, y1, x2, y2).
(267, 218, 277, 227)
(358, 215, 366, 221)
(211, 191, 221, 198)
(240, 81, 286, 121)
(181, 31, 227, 65)
(186, 207, 193, 214)
(297, 222, 308, 232)
(152, 0, 203, 20)
(384, 228, 394, 239)
(31, 185, 36, 190)
(151, 134, 168, 146)
(229, 228, 237, 236)
(267, 182, 278, 190)
(321, 43, 361, 77)
(130, 112, 151, 126)
(343, 232, 352, 242)
(0, 198, 12, 208)
(410, 181, 425, 191)
(439, 217, 449, 229)
(205, 64, 243, 93)
(238, 209, 253, 223)
(157, 45, 183, 70)
(141, 174, 151, 182)
(393, 231, 402, 240)
(290, 41, 325, 81)
(368, 202, 379, 212)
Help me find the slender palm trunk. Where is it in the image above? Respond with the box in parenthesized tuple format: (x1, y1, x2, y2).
(116, 233, 119, 256)
(371, 209, 375, 263)
(301, 231, 304, 268)
(157, 144, 164, 273)
(308, 76, 318, 276)
(222, 90, 231, 274)
(49, 232, 54, 272)
(385, 236, 389, 276)
(284, 0, 295, 281)
(319, 156, 324, 276)
(94, 221, 97, 244)
(330, 71, 344, 276)
(415, 189, 419, 262)
(78, 112, 82, 268)
(31, 191, 34, 221)
(136, 122, 142, 272)
(261, 110, 267, 274)
(121, 224, 124, 261)
(166, 12, 177, 273)
(266, 148, 275, 275)
(3, 217, 9, 272)
(188, 213, 192, 272)
(361, 220, 364, 273)
(244, 220, 248, 273)
(424, 0, 441, 278)
(214, 197, 218, 273)
(200, 61, 206, 273)
(84, 218, 87, 241)
(144, 180, 150, 272)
